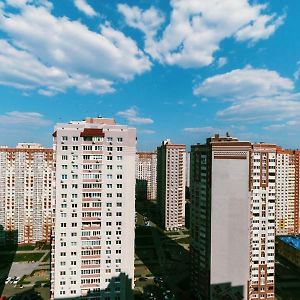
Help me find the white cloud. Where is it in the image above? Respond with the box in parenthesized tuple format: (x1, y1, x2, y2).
(0, 111, 52, 126)
(119, 0, 284, 68)
(118, 4, 164, 37)
(0, 40, 115, 95)
(74, 0, 97, 17)
(293, 60, 300, 81)
(264, 120, 300, 131)
(194, 66, 300, 122)
(138, 129, 156, 135)
(0, 2, 151, 95)
(194, 66, 293, 99)
(117, 107, 154, 124)
(217, 57, 227, 68)
(183, 126, 217, 133)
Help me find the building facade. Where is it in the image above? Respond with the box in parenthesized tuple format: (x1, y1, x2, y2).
(190, 135, 275, 300)
(157, 140, 186, 231)
(0, 143, 53, 245)
(51, 117, 136, 300)
(135, 152, 157, 200)
(276, 148, 300, 236)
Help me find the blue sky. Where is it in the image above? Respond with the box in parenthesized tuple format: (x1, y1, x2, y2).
(0, 0, 300, 150)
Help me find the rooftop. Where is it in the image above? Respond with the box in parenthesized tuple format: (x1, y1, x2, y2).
(279, 236, 300, 250)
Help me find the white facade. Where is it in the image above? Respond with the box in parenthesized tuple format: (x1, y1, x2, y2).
(135, 152, 157, 200)
(51, 117, 136, 300)
(0, 144, 53, 245)
(249, 144, 276, 300)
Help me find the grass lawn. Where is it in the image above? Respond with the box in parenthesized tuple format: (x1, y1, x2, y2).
(14, 252, 44, 262)
(42, 252, 50, 262)
(17, 244, 36, 251)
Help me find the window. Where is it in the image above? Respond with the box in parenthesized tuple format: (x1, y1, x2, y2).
(107, 165, 113, 170)
(72, 146, 79, 151)
(117, 147, 122, 151)
(117, 156, 122, 161)
(73, 136, 79, 141)
(117, 174, 122, 179)
(107, 137, 113, 142)
(62, 136, 68, 141)
(117, 137, 123, 142)
(61, 174, 67, 180)
(62, 165, 67, 169)
(62, 155, 68, 160)
(62, 146, 68, 151)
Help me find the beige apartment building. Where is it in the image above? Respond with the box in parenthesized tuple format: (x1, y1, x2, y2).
(157, 139, 186, 231)
(136, 152, 157, 200)
(190, 135, 275, 300)
(51, 117, 136, 300)
(0, 143, 53, 245)
(276, 147, 300, 236)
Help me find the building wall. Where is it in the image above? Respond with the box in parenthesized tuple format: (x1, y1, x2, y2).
(0, 144, 53, 245)
(249, 145, 276, 300)
(210, 142, 251, 300)
(157, 140, 186, 231)
(51, 118, 135, 300)
(136, 152, 157, 200)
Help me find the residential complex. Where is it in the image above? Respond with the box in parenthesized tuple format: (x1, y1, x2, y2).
(276, 148, 300, 236)
(51, 117, 136, 299)
(0, 143, 53, 245)
(157, 140, 186, 231)
(135, 152, 157, 200)
(190, 135, 275, 300)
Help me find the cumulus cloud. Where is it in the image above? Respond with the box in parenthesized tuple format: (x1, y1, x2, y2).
(0, 111, 52, 126)
(193, 67, 300, 122)
(194, 66, 293, 99)
(0, 1, 150, 95)
(0, 40, 115, 95)
(117, 107, 154, 125)
(138, 129, 156, 135)
(74, 0, 97, 17)
(119, 0, 284, 68)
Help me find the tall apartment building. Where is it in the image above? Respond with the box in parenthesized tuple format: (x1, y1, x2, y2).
(157, 140, 186, 231)
(249, 143, 276, 300)
(135, 152, 157, 200)
(0, 143, 53, 245)
(276, 148, 300, 235)
(51, 117, 136, 300)
(190, 135, 275, 300)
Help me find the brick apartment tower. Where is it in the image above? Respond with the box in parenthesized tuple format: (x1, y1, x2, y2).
(157, 139, 186, 231)
(0, 143, 53, 245)
(190, 135, 275, 300)
(51, 117, 136, 299)
(136, 152, 157, 200)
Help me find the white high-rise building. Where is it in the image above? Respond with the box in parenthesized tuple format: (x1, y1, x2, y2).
(135, 152, 157, 200)
(0, 143, 53, 245)
(157, 139, 186, 231)
(51, 117, 136, 300)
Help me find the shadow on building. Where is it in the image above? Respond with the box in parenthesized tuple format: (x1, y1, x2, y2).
(0, 226, 18, 296)
(210, 282, 244, 300)
(135, 199, 161, 228)
(136, 179, 148, 202)
(50, 273, 133, 300)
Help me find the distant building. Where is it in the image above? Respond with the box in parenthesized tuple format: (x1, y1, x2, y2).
(0, 143, 53, 245)
(190, 135, 275, 300)
(276, 148, 300, 236)
(157, 139, 186, 231)
(185, 152, 190, 188)
(51, 117, 135, 299)
(136, 152, 157, 200)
